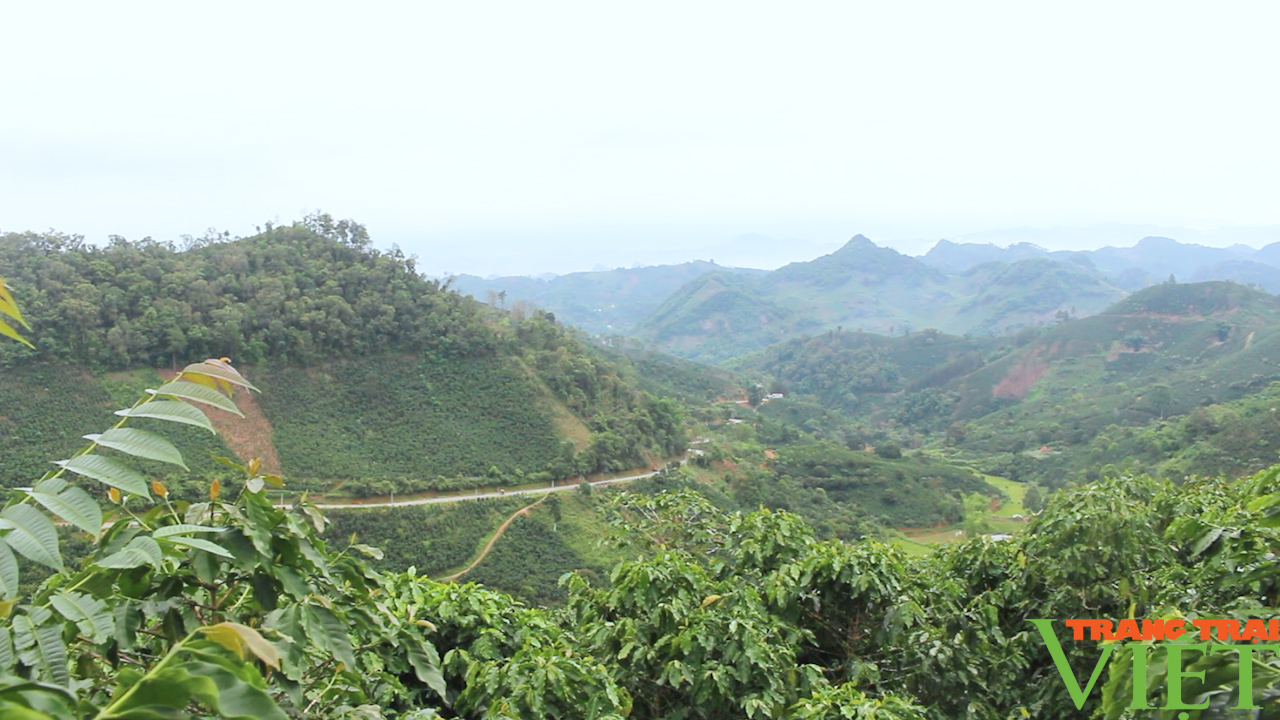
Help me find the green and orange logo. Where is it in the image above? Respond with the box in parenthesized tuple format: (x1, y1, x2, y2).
(1031, 618, 1278, 713)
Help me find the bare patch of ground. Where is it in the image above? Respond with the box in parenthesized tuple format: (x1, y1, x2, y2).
(992, 354, 1049, 399)
(547, 400, 591, 451)
(158, 369, 281, 474)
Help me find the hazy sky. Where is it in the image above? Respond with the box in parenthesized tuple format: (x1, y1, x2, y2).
(3, 1, 1279, 275)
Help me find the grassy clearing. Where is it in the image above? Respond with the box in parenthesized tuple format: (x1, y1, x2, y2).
(887, 534, 934, 557)
(983, 474, 1028, 517)
(893, 474, 1029, 553)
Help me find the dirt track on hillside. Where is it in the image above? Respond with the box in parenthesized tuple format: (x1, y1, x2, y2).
(440, 494, 548, 582)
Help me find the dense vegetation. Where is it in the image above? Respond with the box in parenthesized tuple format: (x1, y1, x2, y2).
(596, 339, 740, 403)
(256, 355, 566, 481)
(0, 216, 493, 368)
(3, 263, 1280, 718)
(0, 218, 689, 488)
(6, 378, 1280, 717)
(325, 498, 526, 577)
(730, 281, 1280, 490)
(0, 365, 238, 491)
(768, 442, 988, 527)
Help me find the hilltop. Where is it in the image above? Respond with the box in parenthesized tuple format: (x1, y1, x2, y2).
(0, 218, 691, 492)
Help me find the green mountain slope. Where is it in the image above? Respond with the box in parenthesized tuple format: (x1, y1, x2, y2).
(635, 273, 812, 362)
(636, 235, 1126, 362)
(746, 280, 1280, 488)
(0, 218, 687, 489)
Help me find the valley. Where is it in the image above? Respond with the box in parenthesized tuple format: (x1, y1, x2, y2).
(2, 218, 1279, 717)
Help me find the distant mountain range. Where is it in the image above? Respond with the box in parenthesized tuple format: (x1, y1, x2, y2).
(922, 235, 1280, 292)
(633, 236, 1126, 361)
(448, 262, 767, 335)
(452, 232, 1280, 363)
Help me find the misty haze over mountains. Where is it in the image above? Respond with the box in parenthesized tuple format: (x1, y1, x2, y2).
(452, 225, 1280, 362)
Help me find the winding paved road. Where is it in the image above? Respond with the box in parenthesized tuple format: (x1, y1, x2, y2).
(306, 465, 671, 511)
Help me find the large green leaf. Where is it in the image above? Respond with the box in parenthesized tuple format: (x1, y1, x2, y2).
(32, 478, 66, 494)
(28, 488, 102, 536)
(115, 401, 215, 434)
(182, 361, 259, 392)
(0, 319, 33, 348)
(102, 653, 285, 720)
(151, 381, 243, 417)
(85, 428, 187, 469)
(49, 591, 113, 643)
(179, 658, 288, 720)
(100, 664, 205, 718)
(0, 506, 62, 571)
(406, 637, 447, 699)
(307, 606, 357, 671)
(56, 455, 150, 498)
(13, 613, 69, 688)
(0, 539, 19, 599)
(98, 536, 164, 570)
(161, 536, 234, 559)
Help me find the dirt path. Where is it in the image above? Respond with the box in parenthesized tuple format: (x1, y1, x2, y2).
(440, 494, 548, 582)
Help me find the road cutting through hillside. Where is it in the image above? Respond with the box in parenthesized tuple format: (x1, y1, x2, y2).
(301, 460, 686, 511)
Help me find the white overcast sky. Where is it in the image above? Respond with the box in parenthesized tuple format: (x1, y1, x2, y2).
(2, 1, 1279, 275)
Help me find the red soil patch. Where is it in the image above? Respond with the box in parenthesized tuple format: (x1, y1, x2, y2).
(992, 352, 1049, 399)
(158, 370, 281, 475)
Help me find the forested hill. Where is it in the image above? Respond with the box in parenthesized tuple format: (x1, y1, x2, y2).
(0, 217, 689, 489)
(0, 216, 490, 368)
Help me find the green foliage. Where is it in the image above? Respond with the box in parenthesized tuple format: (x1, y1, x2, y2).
(1022, 483, 1045, 512)
(874, 442, 902, 460)
(325, 498, 525, 576)
(0, 217, 495, 368)
(2, 222, 691, 488)
(0, 275, 33, 348)
(597, 339, 741, 403)
(1082, 381, 1280, 482)
(743, 327, 997, 422)
(961, 493, 993, 535)
(750, 281, 1280, 489)
(0, 366, 239, 492)
(466, 513, 591, 605)
(257, 354, 564, 480)
(0, 360, 455, 719)
(770, 443, 985, 527)
(8, 256, 1280, 718)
